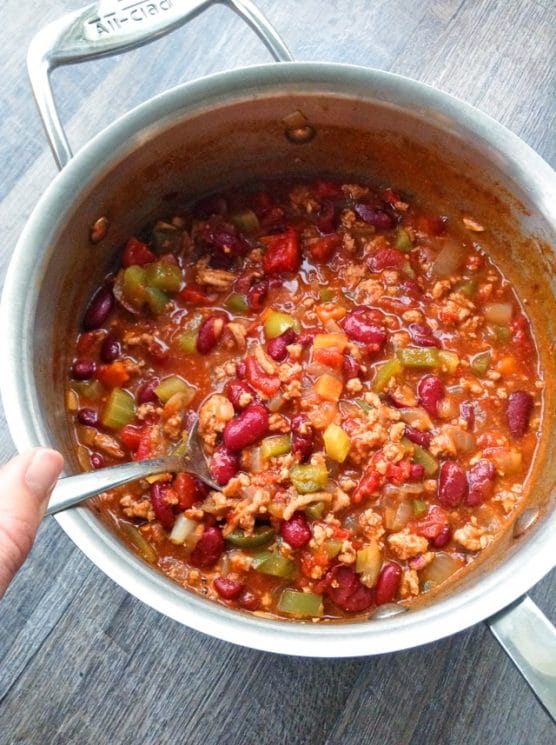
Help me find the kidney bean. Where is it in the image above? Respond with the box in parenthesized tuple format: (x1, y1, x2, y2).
(71, 358, 96, 380)
(460, 401, 475, 431)
(367, 248, 405, 272)
(201, 221, 247, 257)
(247, 280, 268, 310)
(342, 354, 361, 379)
(136, 377, 160, 404)
(267, 327, 297, 362)
(399, 279, 422, 299)
(100, 335, 121, 362)
(210, 445, 239, 485)
(223, 403, 269, 451)
(235, 361, 246, 379)
(438, 461, 468, 508)
(410, 505, 448, 540)
(325, 565, 374, 613)
(431, 526, 452, 548)
(417, 374, 444, 417)
(291, 414, 313, 462)
(209, 252, 235, 270)
(239, 590, 260, 611)
(214, 577, 245, 600)
(150, 482, 175, 529)
(375, 562, 402, 605)
(225, 379, 256, 411)
(90, 453, 104, 470)
(506, 391, 534, 438)
(408, 322, 440, 348)
(354, 203, 394, 229)
(83, 287, 114, 331)
(281, 512, 312, 548)
(190, 526, 225, 568)
(77, 408, 98, 427)
(404, 424, 432, 449)
(409, 463, 425, 482)
(466, 459, 496, 507)
(297, 329, 316, 348)
(341, 307, 386, 352)
(197, 314, 226, 354)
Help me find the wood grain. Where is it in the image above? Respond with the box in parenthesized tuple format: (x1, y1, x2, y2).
(0, 1, 554, 743)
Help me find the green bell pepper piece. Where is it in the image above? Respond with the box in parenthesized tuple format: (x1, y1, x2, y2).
(226, 526, 275, 549)
(252, 551, 296, 579)
(289, 463, 329, 494)
(397, 347, 440, 368)
(373, 357, 403, 392)
(277, 589, 323, 618)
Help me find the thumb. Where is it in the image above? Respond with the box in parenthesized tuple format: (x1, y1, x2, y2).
(0, 448, 64, 598)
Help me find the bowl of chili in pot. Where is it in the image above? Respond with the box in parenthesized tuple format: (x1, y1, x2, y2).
(1, 1, 554, 659)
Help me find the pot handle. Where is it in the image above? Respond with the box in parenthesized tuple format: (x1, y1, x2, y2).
(487, 594, 556, 720)
(27, 0, 293, 170)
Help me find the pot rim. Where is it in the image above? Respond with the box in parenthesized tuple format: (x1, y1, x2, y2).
(2, 61, 555, 656)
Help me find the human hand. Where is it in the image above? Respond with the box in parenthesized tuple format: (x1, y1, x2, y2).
(0, 448, 64, 597)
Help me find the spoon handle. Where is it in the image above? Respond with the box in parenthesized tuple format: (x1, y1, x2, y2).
(46, 457, 184, 516)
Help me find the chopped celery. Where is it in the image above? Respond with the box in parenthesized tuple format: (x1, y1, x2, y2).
(145, 286, 170, 315)
(438, 350, 460, 374)
(305, 501, 325, 521)
(155, 375, 194, 403)
(122, 265, 147, 306)
(412, 499, 429, 517)
(395, 227, 413, 252)
(355, 399, 372, 414)
(175, 330, 198, 353)
(277, 589, 323, 618)
(323, 423, 351, 463)
(355, 542, 382, 587)
(471, 350, 491, 377)
(401, 261, 415, 278)
(456, 278, 478, 298)
(402, 437, 439, 476)
(226, 526, 275, 548)
(252, 551, 296, 578)
(102, 387, 135, 429)
(72, 379, 104, 401)
(145, 261, 182, 292)
(289, 463, 329, 493)
(170, 436, 189, 458)
(152, 222, 180, 253)
(319, 288, 335, 302)
(326, 539, 343, 559)
(229, 208, 259, 233)
(120, 522, 157, 563)
(226, 293, 249, 313)
(260, 435, 291, 459)
(264, 309, 299, 339)
(485, 324, 511, 344)
(397, 347, 440, 368)
(373, 357, 403, 392)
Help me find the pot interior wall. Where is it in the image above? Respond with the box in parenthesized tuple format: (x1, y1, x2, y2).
(33, 87, 555, 602)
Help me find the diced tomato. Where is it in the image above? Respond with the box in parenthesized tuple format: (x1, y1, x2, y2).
(313, 347, 344, 370)
(300, 544, 330, 579)
(179, 284, 213, 305)
(352, 462, 384, 504)
(245, 355, 281, 397)
(386, 459, 412, 485)
(315, 180, 343, 199)
(119, 424, 144, 451)
(173, 472, 208, 510)
(262, 228, 300, 274)
(382, 187, 402, 206)
(511, 314, 534, 354)
(122, 237, 156, 268)
(368, 248, 406, 272)
(309, 234, 341, 262)
(76, 331, 102, 355)
(416, 214, 447, 236)
(135, 426, 155, 461)
(409, 505, 449, 540)
(96, 361, 130, 388)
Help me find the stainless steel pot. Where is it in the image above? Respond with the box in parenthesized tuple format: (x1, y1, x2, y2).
(1, 0, 555, 713)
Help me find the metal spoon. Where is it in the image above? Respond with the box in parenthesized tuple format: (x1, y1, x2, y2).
(46, 421, 218, 516)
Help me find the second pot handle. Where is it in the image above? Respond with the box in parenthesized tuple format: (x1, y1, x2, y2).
(27, 0, 293, 170)
(487, 594, 556, 721)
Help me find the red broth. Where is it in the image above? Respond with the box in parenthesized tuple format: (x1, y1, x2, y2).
(67, 178, 542, 620)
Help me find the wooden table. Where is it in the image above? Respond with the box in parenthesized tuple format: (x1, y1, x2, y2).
(1, 1, 554, 742)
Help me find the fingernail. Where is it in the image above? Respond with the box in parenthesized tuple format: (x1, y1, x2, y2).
(24, 449, 63, 500)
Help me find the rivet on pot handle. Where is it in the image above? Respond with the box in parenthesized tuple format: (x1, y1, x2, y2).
(27, 0, 293, 170)
(487, 595, 556, 721)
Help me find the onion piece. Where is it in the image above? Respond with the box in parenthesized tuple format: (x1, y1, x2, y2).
(398, 407, 433, 430)
(267, 392, 284, 412)
(169, 513, 199, 545)
(420, 553, 464, 589)
(444, 425, 476, 454)
(432, 238, 466, 278)
(484, 302, 513, 324)
(437, 396, 460, 420)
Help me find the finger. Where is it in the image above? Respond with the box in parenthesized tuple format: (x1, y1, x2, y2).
(0, 448, 64, 597)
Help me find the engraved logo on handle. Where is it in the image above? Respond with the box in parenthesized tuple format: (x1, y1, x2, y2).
(85, 0, 176, 39)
